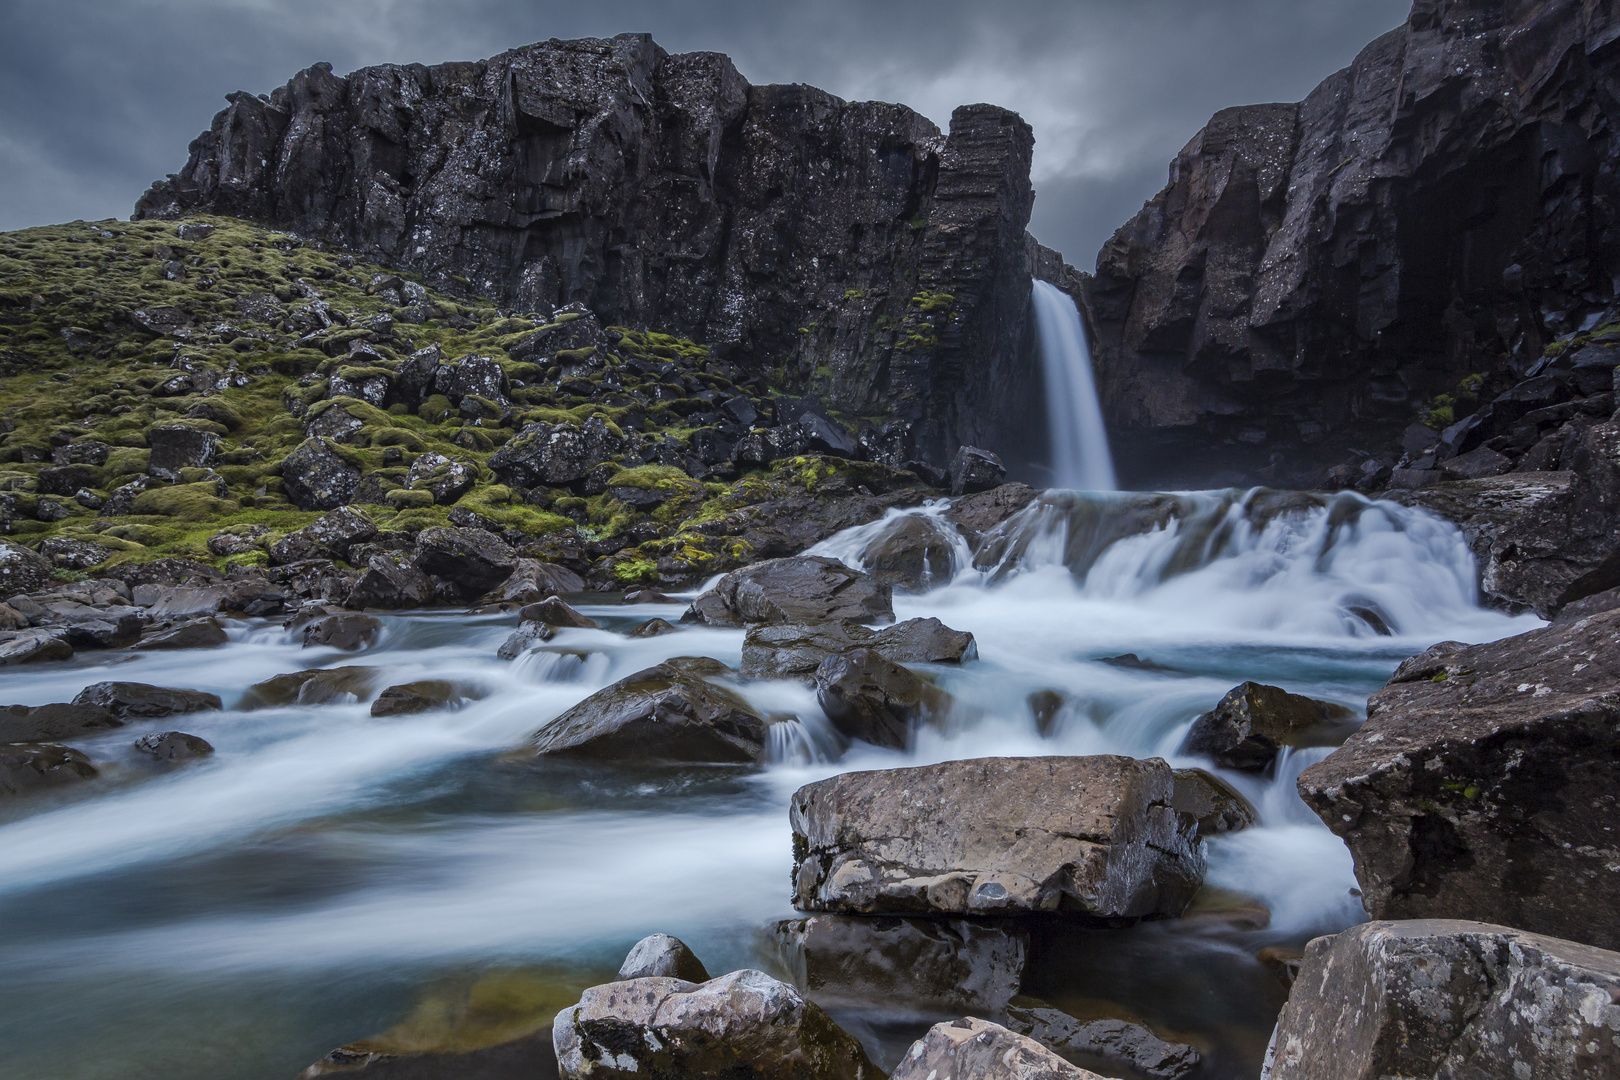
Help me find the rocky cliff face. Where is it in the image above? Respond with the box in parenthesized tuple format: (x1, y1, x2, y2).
(136, 34, 1046, 470)
(1086, 0, 1620, 487)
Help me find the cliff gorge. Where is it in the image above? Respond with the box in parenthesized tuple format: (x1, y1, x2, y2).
(135, 34, 1045, 470)
(1087, 0, 1620, 487)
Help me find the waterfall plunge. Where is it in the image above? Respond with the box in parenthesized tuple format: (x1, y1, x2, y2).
(1033, 279, 1117, 490)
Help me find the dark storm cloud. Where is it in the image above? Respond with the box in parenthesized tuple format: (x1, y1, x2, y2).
(0, 0, 1412, 265)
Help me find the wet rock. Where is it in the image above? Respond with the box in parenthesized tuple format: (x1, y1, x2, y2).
(628, 617, 677, 638)
(268, 506, 378, 566)
(1005, 997, 1199, 1080)
(241, 667, 382, 709)
(478, 561, 587, 608)
(1440, 446, 1512, 481)
(71, 681, 222, 720)
(942, 482, 1040, 547)
(498, 620, 556, 659)
(529, 662, 769, 764)
(406, 451, 477, 505)
(0, 628, 73, 665)
(855, 514, 963, 593)
(790, 756, 1205, 917)
(0, 538, 54, 595)
(301, 612, 381, 650)
(1298, 609, 1620, 949)
(684, 556, 892, 628)
(415, 527, 516, 599)
(1257, 946, 1304, 992)
(1169, 768, 1257, 838)
(813, 648, 953, 750)
(280, 437, 363, 511)
(346, 553, 435, 610)
(146, 425, 221, 481)
(616, 934, 711, 983)
(740, 617, 975, 681)
(1027, 690, 1066, 736)
(519, 596, 598, 629)
(890, 1017, 1103, 1080)
(949, 445, 1007, 495)
(135, 616, 229, 650)
(623, 588, 679, 604)
(1263, 920, 1620, 1080)
(132, 732, 215, 762)
(553, 969, 880, 1080)
(0, 742, 98, 797)
(370, 681, 463, 716)
(0, 703, 119, 742)
(1181, 682, 1356, 771)
(776, 915, 1027, 1016)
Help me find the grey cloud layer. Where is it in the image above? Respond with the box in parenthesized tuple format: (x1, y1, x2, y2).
(0, 0, 1411, 266)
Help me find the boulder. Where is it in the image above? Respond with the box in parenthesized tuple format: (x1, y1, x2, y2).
(133, 583, 231, 616)
(790, 756, 1204, 917)
(0, 703, 120, 742)
(1298, 609, 1620, 949)
(813, 648, 953, 750)
(1169, 768, 1256, 838)
(623, 588, 679, 605)
(405, 451, 477, 505)
(684, 557, 893, 628)
(628, 617, 678, 638)
(346, 553, 435, 610)
(616, 934, 711, 983)
(59, 613, 144, 649)
(39, 536, 113, 570)
(1181, 681, 1356, 771)
(414, 526, 517, 599)
(856, 514, 961, 592)
(1027, 690, 1066, 736)
(498, 620, 556, 659)
(529, 663, 770, 764)
(519, 596, 598, 629)
(1262, 920, 1620, 1080)
(0, 628, 73, 665)
(280, 438, 363, 511)
(553, 969, 880, 1080)
(146, 425, 220, 481)
(206, 525, 271, 557)
(240, 667, 382, 709)
(775, 914, 1027, 1016)
(478, 560, 586, 607)
(1004, 998, 1199, 1080)
(301, 612, 382, 651)
(135, 616, 228, 650)
(0, 538, 54, 595)
(890, 1017, 1105, 1080)
(0, 742, 98, 796)
(132, 731, 215, 762)
(71, 681, 222, 720)
(949, 445, 1007, 496)
(370, 681, 462, 716)
(268, 506, 378, 565)
(491, 417, 623, 488)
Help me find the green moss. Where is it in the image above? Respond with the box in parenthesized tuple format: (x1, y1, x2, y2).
(612, 558, 658, 585)
(129, 482, 238, 521)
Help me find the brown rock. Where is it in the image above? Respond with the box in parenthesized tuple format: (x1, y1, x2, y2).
(1180, 681, 1356, 771)
(813, 648, 953, 750)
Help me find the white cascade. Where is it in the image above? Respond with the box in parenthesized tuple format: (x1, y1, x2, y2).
(1033, 278, 1117, 490)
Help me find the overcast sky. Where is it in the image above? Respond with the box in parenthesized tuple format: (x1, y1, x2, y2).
(0, 0, 1412, 267)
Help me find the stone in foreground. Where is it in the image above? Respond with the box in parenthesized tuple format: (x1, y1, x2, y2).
(1298, 609, 1620, 949)
(891, 1017, 1107, 1080)
(616, 934, 711, 983)
(684, 556, 892, 628)
(530, 663, 769, 764)
(1181, 681, 1356, 771)
(1263, 920, 1620, 1080)
(553, 969, 880, 1080)
(790, 756, 1204, 917)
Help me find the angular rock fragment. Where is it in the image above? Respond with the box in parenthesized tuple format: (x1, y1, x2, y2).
(146, 425, 221, 481)
(855, 514, 962, 592)
(135, 616, 229, 650)
(949, 446, 1006, 496)
(71, 681, 222, 720)
(1005, 998, 1199, 1080)
(132, 732, 215, 762)
(0, 538, 54, 595)
(414, 526, 516, 599)
(741, 617, 978, 681)
(684, 556, 892, 628)
(1181, 681, 1355, 771)
(0, 703, 119, 742)
(477, 560, 586, 607)
(519, 596, 598, 629)
(268, 506, 377, 566)
(813, 648, 953, 750)
(0, 742, 98, 797)
(497, 620, 556, 659)
(280, 438, 363, 511)
(346, 553, 435, 610)
(616, 934, 711, 983)
(890, 1017, 1105, 1080)
(370, 681, 463, 716)
(1170, 768, 1257, 838)
(0, 628, 73, 665)
(300, 612, 381, 650)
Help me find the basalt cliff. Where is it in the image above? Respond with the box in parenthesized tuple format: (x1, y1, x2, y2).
(136, 34, 1050, 472)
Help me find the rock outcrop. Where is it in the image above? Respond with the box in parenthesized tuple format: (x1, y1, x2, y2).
(136, 35, 1050, 467)
(1086, 0, 1620, 487)
(1263, 920, 1620, 1080)
(790, 756, 1205, 918)
(1298, 609, 1620, 949)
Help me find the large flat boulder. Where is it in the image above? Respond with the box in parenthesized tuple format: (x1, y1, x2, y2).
(1263, 920, 1620, 1080)
(683, 557, 892, 628)
(1298, 609, 1620, 949)
(529, 662, 770, 764)
(891, 1017, 1107, 1080)
(790, 756, 1204, 918)
(553, 969, 880, 1080)
(741, 617, 976, 680)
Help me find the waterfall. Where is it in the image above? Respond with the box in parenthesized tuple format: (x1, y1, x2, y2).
(1033, 279, 1117, 490)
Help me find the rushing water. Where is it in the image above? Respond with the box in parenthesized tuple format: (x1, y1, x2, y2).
(1033, 279, 1117, 491)
(0, 490, 1538, 1079)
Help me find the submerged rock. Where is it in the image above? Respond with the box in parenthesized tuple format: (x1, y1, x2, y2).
(628, 617, 678, 638)
(1263, 920, 1620, 1080)
(300, 612, 382, 651)
(813, 648, 953, 750)
(1005, 998, 1199, 1080)
(616, 934, 711, 983)
(71, 681, 222, 721)
(1181, 681, 1356, 771)
(498, 620, 556, 659)
(790, 756, 1204, 918)
(684, 557, 892, 628)
(1170, 768, 1257, 838)
(370, 681, 464, 717)
(529, 663, 769, 764)
(241, 667, 382, 709)
(1027, 690, 1067, 736)
(856, 515, 962, 592)
(553, 969, 880, 1080)
(740, 617, 976, 680)
(890, 1017, 1105, 1080)
(1, 742, 97, 796)
(1298, 609, 1620, 949)
(519, 596, 598, 629)
(132, 732, 215, 762)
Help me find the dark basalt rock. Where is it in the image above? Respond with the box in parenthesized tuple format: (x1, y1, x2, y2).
(0, 539, 54, 596)
(405, 451, 477, 505)
(136, 36, 1048, 467)
(414, 526, 517, 599)
(132, 731, 215, 762)
(790, 756, 1205, 918)
(0, 629, 75, 665)
(241, 667, 382, 709)
(627, 617, 677, 638)
(519, 596, 598, 629)
(813, 648, 953, 750)
(300, 612, 382, 651)
(949, 445, 1006, 496)
(1264, 920, 1620, 1080)
(0, 742, 98, 797)
(1181, 681, 1357, 771)
(345, 553, 435, 610)
(280, 438, 362, 511)
(490, 417, 623, 489)
(497, 619, 556, 659)
(146, 425, 220, 481)
(1005, 997, 1200, 1080)
(941, 482, 1039, 547)
(1169, 768, 1257, 839)
(478, 561, 587, 608)
(1085, 0, 1620, 488)
(740, 617, 976, 681)
(71, 681, 222, 720)
(1299, 609, 1620, 950)
(890, 1017, 1099, 1080)
(616, 934, 711, 984)
(269, 506, 378, 566)
(0, 703, 120, 742)
(854, 514, 962, 593)
(683, 556, 892, 628)
(134, 617, 229, 650)
(370, 681, 462, 716)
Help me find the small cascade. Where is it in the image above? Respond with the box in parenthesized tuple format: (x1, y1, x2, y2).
(1033, 279, 1117, 491)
